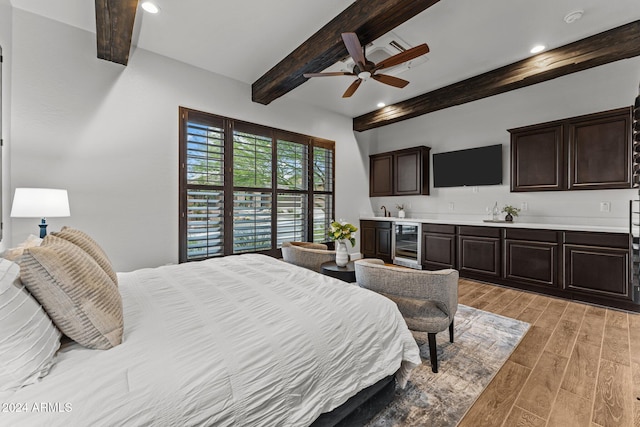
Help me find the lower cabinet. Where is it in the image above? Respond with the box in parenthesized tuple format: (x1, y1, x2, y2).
(457, 227, 501, 278)
(504, 229, 560, 288)
(422, 224, 456, 270)
(359, 220, 635, 311)
(505, 240, 559, 288)
(360, 220, 392, 263)
(563, 231, 631, 301)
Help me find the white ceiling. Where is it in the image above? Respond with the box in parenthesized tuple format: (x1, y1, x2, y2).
(10, 0, 640, 118)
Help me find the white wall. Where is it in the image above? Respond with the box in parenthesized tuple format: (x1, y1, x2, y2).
(8, 7, 639, 271)
(9, 9, 370, 271)
(364, 57, 640, 227)
(0, 2, 11, 250)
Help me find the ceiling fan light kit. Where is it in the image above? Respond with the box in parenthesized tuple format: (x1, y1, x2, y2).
(303, 32, 429, 98)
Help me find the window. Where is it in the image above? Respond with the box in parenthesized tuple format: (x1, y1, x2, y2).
(179, 108, 335, 262)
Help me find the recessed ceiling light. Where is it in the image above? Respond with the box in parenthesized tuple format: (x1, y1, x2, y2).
(141, 2, 160, 13)
(564, 10, 584, 24)
(530, 45, 545, 54)
(377, 102, 386, 108)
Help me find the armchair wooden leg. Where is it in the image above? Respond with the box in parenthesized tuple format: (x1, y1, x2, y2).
(449, 320, 454, 343)
(427, 332, 438, 373)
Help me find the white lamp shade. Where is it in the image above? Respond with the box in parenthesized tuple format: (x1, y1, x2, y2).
(10, 188, 71, 218)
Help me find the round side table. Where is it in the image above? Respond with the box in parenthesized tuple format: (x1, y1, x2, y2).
(321, 261, 356, 283)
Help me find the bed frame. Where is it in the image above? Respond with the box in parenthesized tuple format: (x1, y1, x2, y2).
(311, 375, 395, 426)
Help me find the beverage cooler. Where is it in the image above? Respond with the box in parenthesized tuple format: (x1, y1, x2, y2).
(392, 222, 422, 269)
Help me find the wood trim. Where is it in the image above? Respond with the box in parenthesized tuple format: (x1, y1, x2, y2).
(251, 0, 441, 105)
(354, 20, 640, 131)
(95, 0, 139, 65)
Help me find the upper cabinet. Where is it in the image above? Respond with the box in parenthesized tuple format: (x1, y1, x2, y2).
(509, 107, 632, 192)
(370, 154, 394, 197)
(568, 109, 632, 190)
(510, 124, 565, 192)
(370, 146, 430, 197)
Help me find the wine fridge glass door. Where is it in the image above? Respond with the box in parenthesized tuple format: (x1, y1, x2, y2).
(394, 223, 420, 264)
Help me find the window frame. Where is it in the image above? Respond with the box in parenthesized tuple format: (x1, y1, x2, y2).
(179, 107, 335, 263)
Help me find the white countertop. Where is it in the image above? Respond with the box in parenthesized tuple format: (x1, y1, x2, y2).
(359, 216, 630, 234)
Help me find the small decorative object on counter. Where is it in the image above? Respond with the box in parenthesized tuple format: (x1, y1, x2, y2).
(396, 204, 406, 218)
(492, 202, 499, 221)
(328, 220, 358, 267)
(501, 205, 521, 222)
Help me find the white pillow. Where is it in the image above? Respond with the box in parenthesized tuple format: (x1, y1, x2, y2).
(1, 234, 43, 261)
(0, 258, 61, 391)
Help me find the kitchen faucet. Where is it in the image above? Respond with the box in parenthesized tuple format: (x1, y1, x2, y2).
(381, 205, 389, 217)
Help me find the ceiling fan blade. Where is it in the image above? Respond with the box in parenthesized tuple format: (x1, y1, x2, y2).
(374, 43, 430, 71)
(372, 74, 410, 88)
(342, 79, 362, 98)
(341, 32, 367, 70)
(303, 71, 354, 78)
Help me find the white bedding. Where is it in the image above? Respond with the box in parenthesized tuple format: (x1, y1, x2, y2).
(1, 254, 420, 426)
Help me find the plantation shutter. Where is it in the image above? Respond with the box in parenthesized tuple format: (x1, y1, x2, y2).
(179, 108, 335, 262)
(180, 111, 225, 261)
(276, 136, 309, 248)
(312, 143, 334, 243)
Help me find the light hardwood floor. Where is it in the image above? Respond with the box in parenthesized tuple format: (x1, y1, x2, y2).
(456, 279, 639, 427)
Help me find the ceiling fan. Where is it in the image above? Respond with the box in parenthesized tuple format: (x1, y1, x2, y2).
(303, 32, 430, 98)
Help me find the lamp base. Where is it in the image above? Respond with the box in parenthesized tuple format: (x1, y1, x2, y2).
(38, 218, 48, 238)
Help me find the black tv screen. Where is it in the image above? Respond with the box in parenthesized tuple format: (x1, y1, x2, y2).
(433, 144, 502, 187)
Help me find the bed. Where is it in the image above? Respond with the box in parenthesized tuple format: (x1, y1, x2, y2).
(1, 251, 421, 426)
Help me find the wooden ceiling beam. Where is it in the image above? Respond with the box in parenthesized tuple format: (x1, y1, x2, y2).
(95, 0, 139, 65)
(353, 20, 640, 132)
(251, 0, 441, 105)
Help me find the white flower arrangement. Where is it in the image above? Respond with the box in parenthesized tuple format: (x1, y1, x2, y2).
(328, 220, 358, 247)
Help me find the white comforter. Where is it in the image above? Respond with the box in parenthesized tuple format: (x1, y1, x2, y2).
(1, 254, 420, 426)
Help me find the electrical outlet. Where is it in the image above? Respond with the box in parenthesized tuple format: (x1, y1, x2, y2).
(521, 202, 528, 211)
(600, 202, 611, 212)
(448, 202, 455, 211)
(472, 186, 479, 193)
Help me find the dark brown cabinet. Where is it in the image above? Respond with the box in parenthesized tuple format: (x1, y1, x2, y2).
(422, 224, 456, 270)
(509, 107, 632, 192)
(369, 146, 430, 197)
(457, 226, 501, 278)
(568, 109, 632, 190)
(504, 229, 560, 288)
(360, 220, 392, 263)
(369, 154, 393, 197)
(510, 124, 564, 192)
(359, 219, 636, 311)
(564, 232, 631, 301)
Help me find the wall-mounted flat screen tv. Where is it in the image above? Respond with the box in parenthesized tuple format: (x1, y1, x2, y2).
(433, 144, 502, 188)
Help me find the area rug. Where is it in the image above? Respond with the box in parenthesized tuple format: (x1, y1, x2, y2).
(366, 304, 530, 427)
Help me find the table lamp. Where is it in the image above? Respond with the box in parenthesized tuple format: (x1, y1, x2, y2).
(10, 188, 71, 238)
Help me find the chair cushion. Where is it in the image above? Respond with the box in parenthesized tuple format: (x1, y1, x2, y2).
(384, 293, 450, 333)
